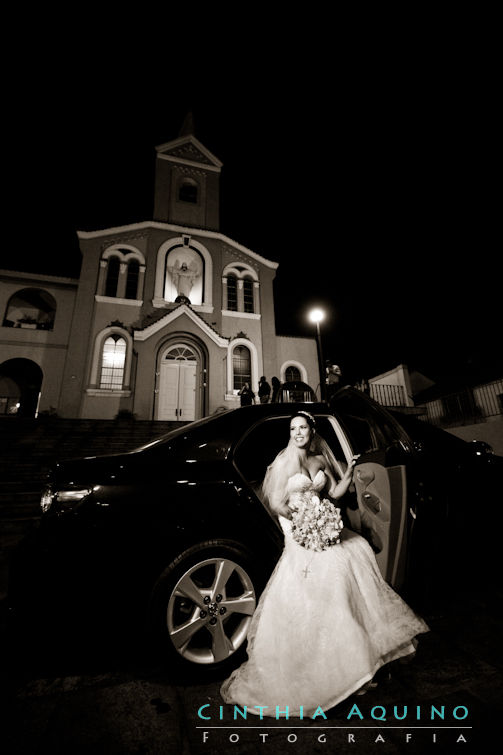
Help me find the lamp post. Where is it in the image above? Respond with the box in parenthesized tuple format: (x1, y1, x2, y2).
(308, 308, 326, 402)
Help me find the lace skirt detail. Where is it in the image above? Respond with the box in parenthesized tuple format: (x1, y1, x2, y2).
(221, 527, 428, 717)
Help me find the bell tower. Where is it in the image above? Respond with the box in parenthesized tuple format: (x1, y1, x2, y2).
(153, 113, 223, 231)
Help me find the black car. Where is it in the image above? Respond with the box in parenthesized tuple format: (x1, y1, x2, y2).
(8, 387, 501, 670)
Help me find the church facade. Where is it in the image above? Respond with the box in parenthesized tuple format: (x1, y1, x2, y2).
(0, 128, 318, 420)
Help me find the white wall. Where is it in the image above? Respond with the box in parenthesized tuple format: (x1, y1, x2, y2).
(274, 335, 318, 395)
(368, 364, 414, 407)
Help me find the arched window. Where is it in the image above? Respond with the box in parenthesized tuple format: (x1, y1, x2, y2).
(165, 345, 197, 361)
(179, 177, 198, 203)
(100, 335, 127, 390)
(3, 288, 56, 330)
(243, 277, 254, 313)
(105, 257, 121, 297)
(285, 365, 301, 383)
(227, 274, 238, 311)
(222, 263, 260, 317)
(125, 259, 140, 299)
(100, 246, 145, 301)
(233, 345, 251, 392)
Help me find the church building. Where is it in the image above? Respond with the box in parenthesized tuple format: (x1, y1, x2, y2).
(0, 121, 318, 420)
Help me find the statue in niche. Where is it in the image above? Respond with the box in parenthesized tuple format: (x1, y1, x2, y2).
(168, 259, 201, 304)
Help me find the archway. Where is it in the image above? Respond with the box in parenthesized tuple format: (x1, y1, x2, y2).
(3, 288, 56, 330)
(155, 337, 208, 421)
(0, 359, 43, 417)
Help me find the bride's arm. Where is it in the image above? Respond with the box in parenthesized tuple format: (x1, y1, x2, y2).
(327, 456, 359, 500)
(275, 496, 293, 519)
(268, 489, 294, 519)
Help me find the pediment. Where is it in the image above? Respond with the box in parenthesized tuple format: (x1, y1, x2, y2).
(155, 135, 222, 169)
(134, 304, 228, 347)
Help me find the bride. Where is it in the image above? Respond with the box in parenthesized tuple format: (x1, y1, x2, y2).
(220, 410, 429, 716)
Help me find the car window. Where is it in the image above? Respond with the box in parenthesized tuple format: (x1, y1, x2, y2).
(131, 410, 239, 454)
(315, 416, 351, 470)
(233, 415, 348, 489)
(331, 391, 410, 454)
(233, 417, 290, 485)
(334, 411, 378, 454)
(135, 412, 236, 464)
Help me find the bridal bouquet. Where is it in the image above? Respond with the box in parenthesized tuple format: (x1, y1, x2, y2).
(290, 492, 344, 551)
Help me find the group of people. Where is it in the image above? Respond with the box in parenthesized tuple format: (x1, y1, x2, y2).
(239, 365, 344, 406)
(221, 409, 429, 715)
(238, 376, 281, 406)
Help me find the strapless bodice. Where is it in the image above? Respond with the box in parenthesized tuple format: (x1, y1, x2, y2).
(287, 469, 326, 493)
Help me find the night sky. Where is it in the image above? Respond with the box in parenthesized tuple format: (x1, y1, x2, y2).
(4, 43, 501, 389)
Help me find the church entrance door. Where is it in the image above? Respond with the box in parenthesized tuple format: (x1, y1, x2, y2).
(157, 345, 197, 421)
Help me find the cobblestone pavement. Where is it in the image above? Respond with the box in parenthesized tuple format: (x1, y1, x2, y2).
(1, 525, 502, 754)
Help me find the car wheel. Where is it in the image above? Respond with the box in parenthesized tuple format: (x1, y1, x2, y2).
(148, 540, 259, 671)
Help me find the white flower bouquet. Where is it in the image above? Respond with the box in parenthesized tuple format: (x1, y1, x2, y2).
(290, 492, 344, 551)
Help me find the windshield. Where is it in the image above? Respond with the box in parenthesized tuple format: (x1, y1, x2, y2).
(130, 409, 239, 453)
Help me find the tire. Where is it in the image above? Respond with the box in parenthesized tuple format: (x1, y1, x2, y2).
(147, 540, 260, 672)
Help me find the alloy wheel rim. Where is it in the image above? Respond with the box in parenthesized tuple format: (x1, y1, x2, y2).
(167, 557, 256, 664)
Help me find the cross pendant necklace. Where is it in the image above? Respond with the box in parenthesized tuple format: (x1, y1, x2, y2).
(302, 565, 311, 578)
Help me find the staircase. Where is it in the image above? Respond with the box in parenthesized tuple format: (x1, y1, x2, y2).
(0, 417, 182, 521)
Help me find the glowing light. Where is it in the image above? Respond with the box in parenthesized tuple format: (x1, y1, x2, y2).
(308, 308, 325, 324)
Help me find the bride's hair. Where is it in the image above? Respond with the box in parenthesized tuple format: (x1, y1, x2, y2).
(291, 410, 316, 429)
(262, 412, 343, 516)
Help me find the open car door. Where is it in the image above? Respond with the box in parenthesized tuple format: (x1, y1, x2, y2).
(329, 387, 416, 590)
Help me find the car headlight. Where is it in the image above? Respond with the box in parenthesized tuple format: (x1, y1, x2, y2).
(40, 486, 55, 513)
(40, 486, 92, 513)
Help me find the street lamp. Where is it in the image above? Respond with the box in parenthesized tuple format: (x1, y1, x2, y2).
(308, 308, 326, 401)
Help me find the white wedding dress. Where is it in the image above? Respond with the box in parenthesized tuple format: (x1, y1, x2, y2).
(221, 470, 429, 716)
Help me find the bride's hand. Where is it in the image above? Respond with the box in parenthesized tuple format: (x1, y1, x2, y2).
(278, 494, 295, 519)
(344, 455, 360, 480)
(279, 503, 293, 520)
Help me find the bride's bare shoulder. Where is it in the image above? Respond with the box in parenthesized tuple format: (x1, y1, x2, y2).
(306, 455, 326, 476)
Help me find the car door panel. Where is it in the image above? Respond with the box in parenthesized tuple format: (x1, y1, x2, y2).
(329, 389, 416, 592)
(350, 462, 408, 589)
(355, 463, 389, 519)
(316, 417, 407, 589)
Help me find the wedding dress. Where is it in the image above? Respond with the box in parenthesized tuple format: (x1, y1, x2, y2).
(221, 470, 429, 716)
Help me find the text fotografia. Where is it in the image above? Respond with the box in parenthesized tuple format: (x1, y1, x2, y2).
(197, 704, 469, 722)
(200, 731, 470, 745)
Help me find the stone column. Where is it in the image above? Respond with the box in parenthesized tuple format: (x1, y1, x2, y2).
(97, 259, 108, 295)
(253, 281, 260, 314)
(117, 262, 128, 299)
(237, 279, 244, 312)
(138, 265, 146, 300)
(222, 276, 228, 309)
